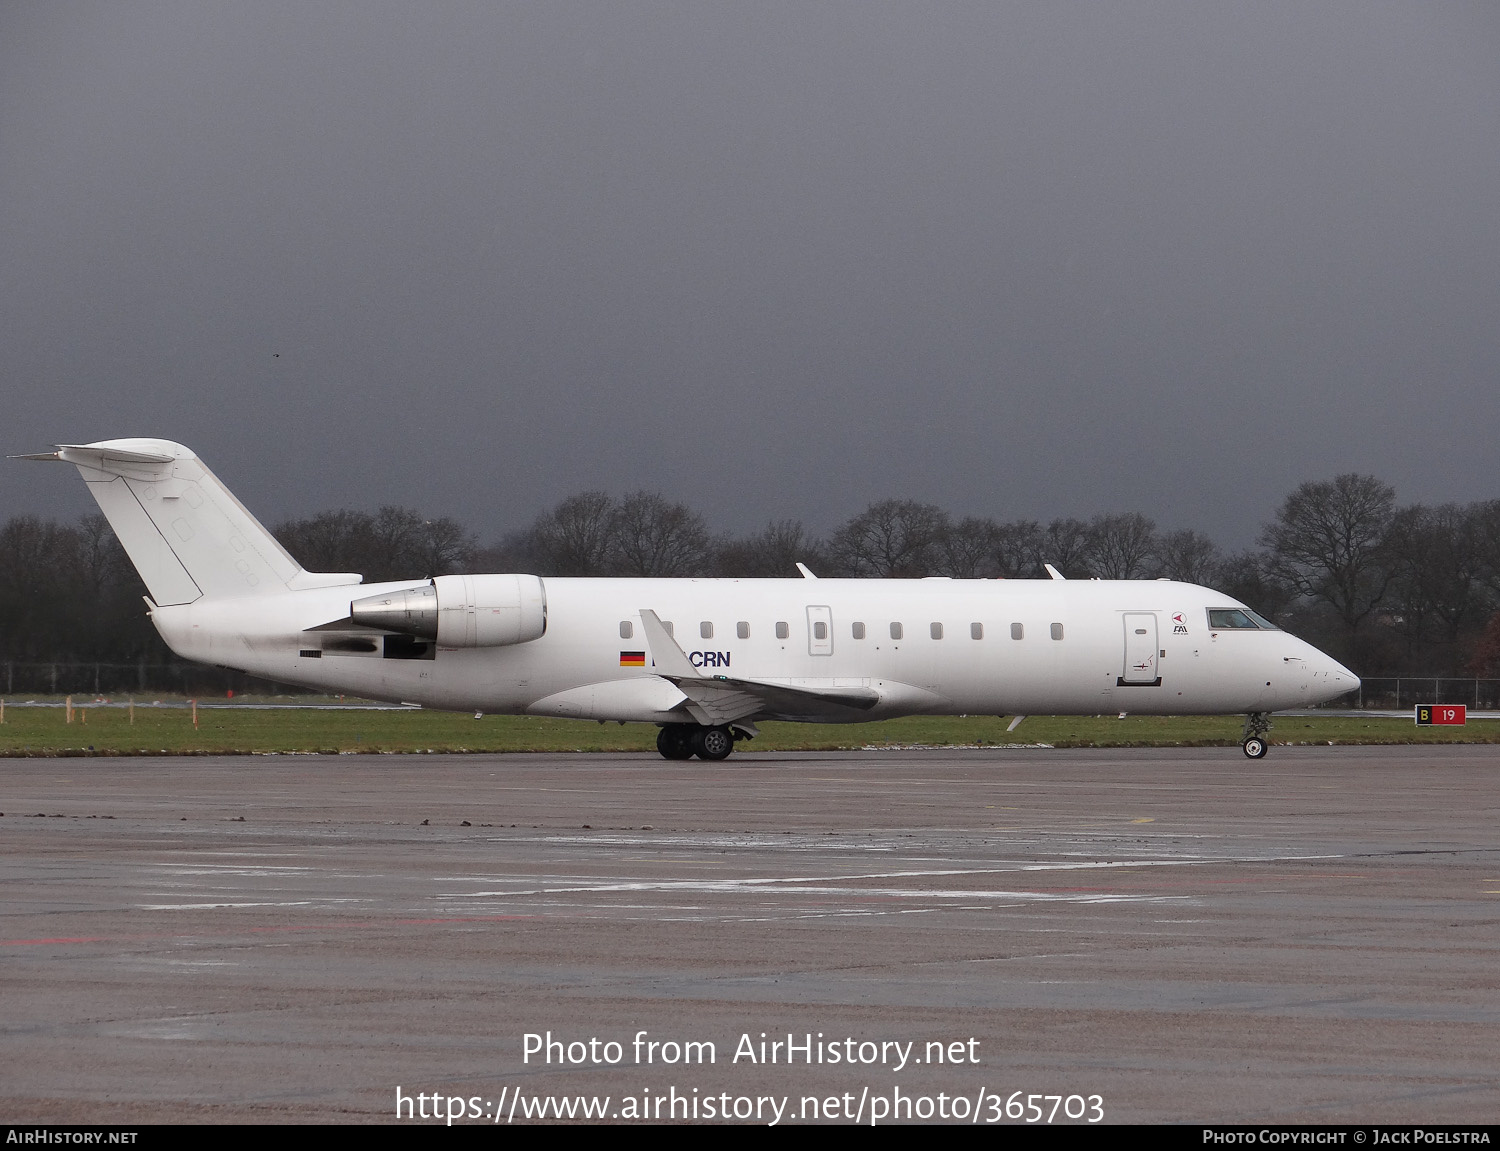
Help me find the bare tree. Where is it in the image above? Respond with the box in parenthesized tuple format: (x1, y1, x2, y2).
(609, 492, 713, 576)
(937, 516, 1001, 578)
(404, 514, 478, 577)
(276, 506, 475, 582)
(991, 519, 1044, 578)
(0, 514, 157, 663)
(472, 530, 535, 574)
(0, 516, 80, 661)
(370, 507, 429, 578)
(714, 520, 825, 577)
(1155, 529, 1221, 584)
(1038, 518, 1092, 578)
(1470, 499, 1500, 603)
(75, 514, 123, 594)
(1260, 474, 1396, 657)
(1210, 550, 1296, 625)
(1384, 503, 1487, 655)
(1085, 513, 1158, 579)
(1467, 610, 1500, 677)
(521, 492, 618, 575)
(276, 509, 379, 576)
(826, 500, 948, 577)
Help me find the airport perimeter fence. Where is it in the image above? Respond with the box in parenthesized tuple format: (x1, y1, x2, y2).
(0, 661, 305, 698)
(1341, 677, 1500, 711)
(3, 662, 1498, 711)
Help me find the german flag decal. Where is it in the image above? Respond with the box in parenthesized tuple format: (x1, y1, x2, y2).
(619, 651, 646, 667)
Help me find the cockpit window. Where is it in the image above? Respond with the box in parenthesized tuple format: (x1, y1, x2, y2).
(1208, 607, 1278, 630)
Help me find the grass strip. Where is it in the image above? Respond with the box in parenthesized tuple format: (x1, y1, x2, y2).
(0, 706, 1495, 756)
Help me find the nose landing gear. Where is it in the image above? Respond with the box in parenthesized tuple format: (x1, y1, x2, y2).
(1241, 711, 1272, 758)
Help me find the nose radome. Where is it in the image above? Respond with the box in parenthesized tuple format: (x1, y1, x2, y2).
(1314, 650, 1358, 684)
(1312, 657, 1360, 703)
(1287, 635, 1359, 703)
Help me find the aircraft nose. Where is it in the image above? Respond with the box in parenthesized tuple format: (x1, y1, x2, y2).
(1312, 655, 1360, 702)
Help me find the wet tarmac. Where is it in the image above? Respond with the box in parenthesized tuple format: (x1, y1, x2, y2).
(2, 744, 1497, 1124)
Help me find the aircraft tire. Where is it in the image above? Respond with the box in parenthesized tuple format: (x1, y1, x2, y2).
(656, 725, 695, 760)
(693, 725, 735, 761)
(1242, 737, 1268, 759)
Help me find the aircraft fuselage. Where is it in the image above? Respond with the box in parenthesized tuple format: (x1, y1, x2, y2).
(151, 574, 1356, 722)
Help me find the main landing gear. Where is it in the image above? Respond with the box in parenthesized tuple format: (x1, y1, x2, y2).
(656, 723, 739, 761)
(1241, 711, 1272, 759)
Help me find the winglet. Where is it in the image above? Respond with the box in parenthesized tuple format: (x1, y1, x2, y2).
(1045, 564, 1066, 581)
(638, 610, 700, 678)
(796, 562, 818, 579)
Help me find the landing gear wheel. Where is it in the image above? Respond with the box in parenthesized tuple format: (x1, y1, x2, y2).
(692, 725, 735, 761)
(656, 725, 695, 760)
(1240, 711, 1272, 759)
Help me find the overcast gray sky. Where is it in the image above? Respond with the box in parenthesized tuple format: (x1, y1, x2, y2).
(3, 2, 1497, 548)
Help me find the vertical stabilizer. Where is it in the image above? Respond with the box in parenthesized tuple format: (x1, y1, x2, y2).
(24, 439, 359, 604)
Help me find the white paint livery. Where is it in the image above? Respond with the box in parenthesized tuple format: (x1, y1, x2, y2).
(27, 439, 1359, 759)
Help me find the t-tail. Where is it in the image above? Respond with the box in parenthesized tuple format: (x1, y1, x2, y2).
(17, 439, 362, 604)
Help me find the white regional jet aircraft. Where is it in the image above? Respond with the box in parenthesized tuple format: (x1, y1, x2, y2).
(25, 440, 1359, 760)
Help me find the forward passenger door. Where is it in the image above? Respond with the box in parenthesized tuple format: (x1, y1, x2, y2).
(1120, 612, 1160, 686)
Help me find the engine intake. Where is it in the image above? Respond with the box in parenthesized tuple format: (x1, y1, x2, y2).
(349, 574, 546, 647)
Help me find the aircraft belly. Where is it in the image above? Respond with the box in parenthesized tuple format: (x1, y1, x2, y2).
(528, 677, 688, 722)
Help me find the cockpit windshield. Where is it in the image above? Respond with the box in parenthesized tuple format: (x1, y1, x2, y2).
(1207, 607, 1280, 631)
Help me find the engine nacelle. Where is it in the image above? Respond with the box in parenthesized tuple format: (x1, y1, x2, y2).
(349, 574, 546, 647)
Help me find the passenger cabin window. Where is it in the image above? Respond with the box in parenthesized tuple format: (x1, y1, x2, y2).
(890, 622, 904, 640)
(971, 622, 983, 640)
(700, 621, 714, 639)
(813, 621, 828, 640)
(620, 621, 633, 639)
(1050, 622, 1064, 641)
(737, 621, 750, 639)
(852, 622, 866, 639)
(775, 621, 789, 640)
(1010, 623, 1023, 640)
(930, 622, 944, 640)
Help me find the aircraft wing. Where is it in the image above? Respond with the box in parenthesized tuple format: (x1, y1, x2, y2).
(637, 609, 880, 724)
(665, 678, 767, 726)
(668, 674, 882, 725)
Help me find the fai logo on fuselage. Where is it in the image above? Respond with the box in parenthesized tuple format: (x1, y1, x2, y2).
(1172, 612, 1189, 635)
